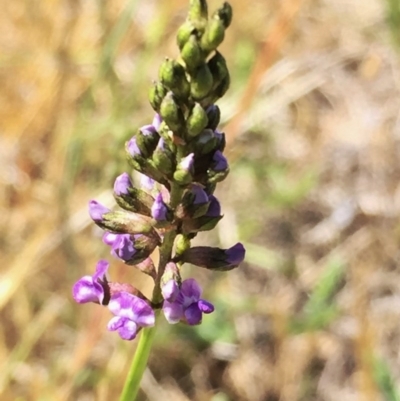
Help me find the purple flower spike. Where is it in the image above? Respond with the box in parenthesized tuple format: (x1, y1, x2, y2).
(212, 150, 228, 171)
(127, 137, 141, 157)
(206, 195, 221, 217)
(151, 193, 168, 221)
(225, 242, 246, 265)
(163, 278, 214, 325)
(114, 172, 133, 196)
(108, 292, 155, 340)
(103, 233, 137, 261)
(72, 260, 109, 305)
(88, 200, 110, 222)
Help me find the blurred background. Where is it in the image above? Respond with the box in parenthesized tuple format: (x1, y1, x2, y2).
(2, 0, 400, 400)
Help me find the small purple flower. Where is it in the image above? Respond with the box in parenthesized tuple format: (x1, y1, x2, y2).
(103, 233, 137, 261)
(206, 195, 221, 217)
(212, 150, 228, 171)
(72, 260, 110, 305)
(151, 193, 168, 221)
(163, 278, 214, 325)
(108, 292, 155, 340)
(191, 184, 209, 204)
(127, 137, 142, 157)
(114, 173, 132, 196)
(225, 242, 246, 266)
(88, 200, 110, 222)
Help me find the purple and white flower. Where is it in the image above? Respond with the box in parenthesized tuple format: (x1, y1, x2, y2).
(163, 278, 214, 325)
(72, 260, 110, 305)
(108, 292, 155, 340)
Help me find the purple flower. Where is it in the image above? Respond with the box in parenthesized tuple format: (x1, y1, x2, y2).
(127, 137, 142, 157)
(163, 278, 214, 325)
(114, 173, 132, 196)
(151, 193, 168, 221)
(191, 184, 208, 204)
(206, 195, 221, 217)
(103, 233, 137, 261)
(225, 242, 246, 266)
(88, 200, 110, 222)
(108, 292, 155, 340)
(72, 260, 110, 305)
(212, 150, 228, 171)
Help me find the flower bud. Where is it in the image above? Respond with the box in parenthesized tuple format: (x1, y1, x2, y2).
(181, 35, 203, 71)
(189, 128, 217, 155)
(159, 92, 186, 133)
(175, 184, 210, 219)
(200, 17, 225, 53)
(135, 125, 159, 158)
(173, 153, 195, 185)
(182, 214, 222, 234)
(174, 234, 191, 257)
(89, 203, 156, 235)
(215, 2, 233, 28)
(177, 20, 197, 50)
(151, 192, 169, 222)
(149, 81, 168, 112)
(187, 103, 208, 138)
(152, 137, 175, 177)
(159, 58, 190, 99)
(188, 0, 208, 22)
(103, 232, 160, 265)
(207, 151, 229, 184)
(113, 173, 154, 215)
(177, 242, 245, 271)
(208, 51, 228, 89)
(161, 262, 181, 302)
(206, 105, 220, 130)
(134, 257, 156, 279)
(190, 64, 213, 100)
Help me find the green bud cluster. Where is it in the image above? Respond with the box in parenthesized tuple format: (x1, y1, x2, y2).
(149, 0, 232, 140)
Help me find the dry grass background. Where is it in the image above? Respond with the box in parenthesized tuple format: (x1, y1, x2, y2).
(2, 0, 400, 400)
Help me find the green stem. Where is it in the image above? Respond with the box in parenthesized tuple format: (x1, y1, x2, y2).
(118, 320, 158, 401)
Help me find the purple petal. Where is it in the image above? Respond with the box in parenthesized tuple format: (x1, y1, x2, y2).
(206, 195, 221, 217)
(198, 299, 214, 314)
(225, 242, 246, 265)
(180, 278, 202, 304)
(180, 153, 194, 172)
(127, 137, 141, 157)
(72, 276, 99, 304)
(163, 300, 184, 324)
(212, 150, 228, 171)
(151, 193, 168, 221)
(107, 316, 138, 340)
(140, 174, 155, 191)
(114, 173, 132, 195)
(184, 303, 203, 325)
(112, 235, 136, 260)
(88, 200, 110, 222)
(108, 292, 155, 327)
(152, 114, 162, 131)
(93, 259, 109, 281)
(191, 184, 208, 204)
(139, 124, 157, 136)
(102, 232, 118, 246)
(162, 279, 180, 302)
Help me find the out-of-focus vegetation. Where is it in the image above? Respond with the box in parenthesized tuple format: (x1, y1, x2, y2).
(2, 0, 400, 400)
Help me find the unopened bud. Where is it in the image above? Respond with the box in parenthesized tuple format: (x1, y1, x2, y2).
(181, 35, 203, 71)
(149, 81, 168, 112)
(136, 125, 159, 158)
(215, 2, 233, 28)
(190, 64, 213, 100)
(152, 137, 175, 177)
(173, 153, 195, 185)
(188, 0, 208, 22)
(206, 105, 221, 130)
(177, 20, 197, 50)
(200, 17, 225, 53)
(160, 92, 186, 132)
(159, 58, 190, 99)
(187, 103, 208, 138)
(161, 262, 181, 302)
(175, 234, 191, 258)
